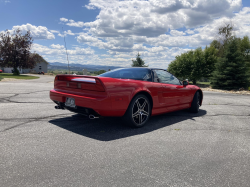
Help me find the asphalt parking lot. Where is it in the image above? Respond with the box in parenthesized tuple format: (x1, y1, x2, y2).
(0, 75, 250, 187)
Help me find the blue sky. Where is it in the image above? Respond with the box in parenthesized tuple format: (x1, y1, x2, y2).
(1, 0, 250, 68)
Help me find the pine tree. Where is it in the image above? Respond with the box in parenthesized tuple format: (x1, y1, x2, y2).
(131, 53, 147, 67)
(211, 37, 249, 90)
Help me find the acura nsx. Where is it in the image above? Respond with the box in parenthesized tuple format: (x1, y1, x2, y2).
(50, 68, 203, 127)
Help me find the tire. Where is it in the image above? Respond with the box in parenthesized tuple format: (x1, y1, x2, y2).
(123, 94, 151, 128)
(190, 91, 200, 113)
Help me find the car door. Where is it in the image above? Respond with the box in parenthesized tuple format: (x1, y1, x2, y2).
(153, 69, 191, 108)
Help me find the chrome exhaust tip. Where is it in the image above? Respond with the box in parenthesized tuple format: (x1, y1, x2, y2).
(55, 105, 61, 109)
(89, 114, 99, 119)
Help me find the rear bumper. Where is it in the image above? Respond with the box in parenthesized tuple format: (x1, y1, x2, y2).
(50, 89, 124, 117)
(53, 101, 100, 117)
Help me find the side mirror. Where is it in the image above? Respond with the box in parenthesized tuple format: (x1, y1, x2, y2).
(183, 80, 189, 86)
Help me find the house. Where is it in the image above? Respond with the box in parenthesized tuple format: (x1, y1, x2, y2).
(0, 61, 48, 74)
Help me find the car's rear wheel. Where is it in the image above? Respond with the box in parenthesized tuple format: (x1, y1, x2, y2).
(190, 91, 200, 113)
(123, 94, 151, 128)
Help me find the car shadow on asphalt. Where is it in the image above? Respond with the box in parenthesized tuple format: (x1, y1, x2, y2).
(49, 109, 207, 141)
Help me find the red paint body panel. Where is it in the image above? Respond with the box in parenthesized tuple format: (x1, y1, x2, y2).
(50, 74, 202, 117)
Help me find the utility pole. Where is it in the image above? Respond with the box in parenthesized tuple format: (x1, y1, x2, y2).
(62, 27, 70, 74)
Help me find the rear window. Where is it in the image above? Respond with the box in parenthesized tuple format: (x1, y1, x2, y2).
(98, 68, 152, 82)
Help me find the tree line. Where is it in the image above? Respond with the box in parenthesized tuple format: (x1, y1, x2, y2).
(167, 24, 250, 90)
(131, 24, 250, 90)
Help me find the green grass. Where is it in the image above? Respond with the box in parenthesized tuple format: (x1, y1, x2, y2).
(0, 73, 39, 81)
(189, 81, 211, 85)
(196, 82, 210, 85)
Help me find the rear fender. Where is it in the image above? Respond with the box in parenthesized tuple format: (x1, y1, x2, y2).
(100, 77, 151, 112)
(131, 89, 153, 110)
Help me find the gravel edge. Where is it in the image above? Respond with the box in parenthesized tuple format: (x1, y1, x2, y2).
(0, 78, 21, 82)
(201, 87, 250, 95)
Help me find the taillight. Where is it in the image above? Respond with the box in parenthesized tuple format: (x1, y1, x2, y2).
(58, 76, 72, 81)
(95, 79, 105, 92)
(54, 76, 105, 92)
(54, 76, 58, 87)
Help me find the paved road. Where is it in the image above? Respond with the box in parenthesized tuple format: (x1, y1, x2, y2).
(1, 75, 250, 187)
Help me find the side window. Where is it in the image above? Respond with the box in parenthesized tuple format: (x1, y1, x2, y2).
(154, 70, 181, 85)
(99, 68, 152, 82)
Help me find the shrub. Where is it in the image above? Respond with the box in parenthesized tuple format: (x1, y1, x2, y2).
(13, 68, 20, 75)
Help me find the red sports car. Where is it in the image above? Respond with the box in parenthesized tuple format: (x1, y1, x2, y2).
(0, 69, 2, 73)
(50, 68, 203, 127)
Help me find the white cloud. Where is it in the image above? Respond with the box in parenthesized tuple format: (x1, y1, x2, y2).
(51, 44, 65, 49)
(85, 4, 96, 10)
(44, 1, 250, 68)
(233, 7, 250, 38)
(31, 43, 95, 65)
(32, 43, 94, 56)
(68, 47, 94, 55)
(58, 30, 76, 37)
(186, 29, 195, 34)
(170, 30, 186, 36)
(60, 18, 68, 22)
(7, 23, 55, 40)
(132, 44, 147, 52)
(69, 4, 250, 67)
(65, 30, 75, 35)
(148, 46, 168, 53)
(77, 33, 100, 43)
(64, 0, 241, 38)
(66, 20, 85, 27)
(50, 30, 60, 33)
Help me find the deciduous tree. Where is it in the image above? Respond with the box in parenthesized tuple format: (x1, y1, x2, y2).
(218, 23, 234, 45)
(168, 47, 217, 84)
(0, 29, 35, 75)
(94, 69, 106, 75)
(211, 23, 234, 57)
(203, 46, 217, 78)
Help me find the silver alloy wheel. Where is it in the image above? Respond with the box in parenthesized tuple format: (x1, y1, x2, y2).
(132, 97, 149, 125)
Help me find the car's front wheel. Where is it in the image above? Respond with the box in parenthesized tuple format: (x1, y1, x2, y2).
(123, 94, 151, 128)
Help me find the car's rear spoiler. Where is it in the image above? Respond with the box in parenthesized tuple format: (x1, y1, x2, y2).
(54, 75, 105, 92)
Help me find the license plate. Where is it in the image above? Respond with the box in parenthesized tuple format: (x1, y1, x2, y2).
(65, 97, 76, 108)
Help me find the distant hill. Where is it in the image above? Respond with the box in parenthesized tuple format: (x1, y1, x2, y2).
(48, 62, 123, 72)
